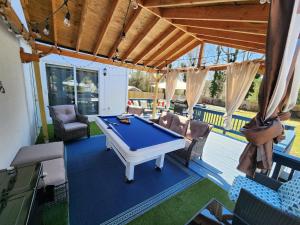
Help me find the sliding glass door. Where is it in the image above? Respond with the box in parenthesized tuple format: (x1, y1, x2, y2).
(46, 64, 99, 115)
(46, 64, 75, 105)
(76, 68, 99, 115)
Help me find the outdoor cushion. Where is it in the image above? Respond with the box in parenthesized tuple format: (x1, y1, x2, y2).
(158, 112, 174, 129)
(278, 177, 300, 217)
(40, 158, 66, 187)
(169, 115, 189, 136)
(229, 176, 281, 209)
(11, 142, 64, 166)
(51, 105, 77, 124)
(64, 122, 87, 132)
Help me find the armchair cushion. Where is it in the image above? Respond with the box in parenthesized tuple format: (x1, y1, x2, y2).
(229, 176, 281, 209)
(64, 122, 88, 132)
(169, 115, 189, 136)
(278, 177, 300, 217)
(51, 105, 77, 124)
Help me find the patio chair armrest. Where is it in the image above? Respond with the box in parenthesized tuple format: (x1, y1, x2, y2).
(273, 151, 300, 171)
(76, 114, 89, 125)
(251, 173, 282, 191)
(52, 118, 65, 132)
(234, 189, 300, 225)
(188, 136, 208, 159)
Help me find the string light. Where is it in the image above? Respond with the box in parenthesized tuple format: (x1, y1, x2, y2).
(131, 0, 139, 9)
(7, 25, 12, 32)
(43, 19, 50, 36)
(64, 11, 71, 27)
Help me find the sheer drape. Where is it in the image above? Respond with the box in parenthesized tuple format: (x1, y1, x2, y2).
(165, 71, 178, 109)
(186, 68, 209, 117)
(224, 61, 260, 129)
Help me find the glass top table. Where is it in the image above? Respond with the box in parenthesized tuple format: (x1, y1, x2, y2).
(185, 199, 233, 225)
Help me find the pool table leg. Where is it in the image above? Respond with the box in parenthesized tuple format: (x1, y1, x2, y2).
(155, 154, 165, 171)
(125, 163, 134, 183)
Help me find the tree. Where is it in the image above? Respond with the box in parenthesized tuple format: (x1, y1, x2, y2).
(128, 71, 151, 92)
(245, 74, 261, 100)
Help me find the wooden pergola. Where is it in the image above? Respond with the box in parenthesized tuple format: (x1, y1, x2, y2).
(0, 0, 269, 141)
(11, 0, 268, 71)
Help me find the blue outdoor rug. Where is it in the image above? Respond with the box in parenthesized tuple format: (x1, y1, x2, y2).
(66, 135, 202, 225)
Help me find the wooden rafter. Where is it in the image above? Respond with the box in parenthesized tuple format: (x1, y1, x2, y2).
(122, 17, 160, 62)
(172, 20, 267, 35)
(161, 4, 269, 23)
(132, 26, 176, 64)
(158, 40, 201, 69)
(51, 0, 58, 46)
(76, 0, 89, 51)
(20, 0, 30, 27)
(199, 38, 265, 54)
(197, 43, 205, 67)
(143, 0, 251, 8)
(139, 3, 203, 42)
(35, 43, 157, 73)
(108, 7, 142, 58)
(145, 30, 185, 66)
(188, 27, 265, 44)
(153, 36, 194, 67)
(93, 0, 119, 55)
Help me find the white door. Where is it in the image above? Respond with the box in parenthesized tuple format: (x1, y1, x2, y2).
(99, 69, 128, 116)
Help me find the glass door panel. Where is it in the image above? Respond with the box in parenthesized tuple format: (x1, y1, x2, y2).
(46, 64, 75, 106)
(76, 68, 99, 115)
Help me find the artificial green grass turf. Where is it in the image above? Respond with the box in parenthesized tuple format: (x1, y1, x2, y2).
(35, 121, 102, 144)
(129, 179, 234, 225)
(42, 202, 68, 225)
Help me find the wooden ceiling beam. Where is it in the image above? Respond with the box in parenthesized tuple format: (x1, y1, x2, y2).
(188, 27, 266, 44)
(121, 16, 160, 62)
(197, 34, 265, 52)
(76, 0, 89, 51)
(161, 4, 269, 23)
(158, 40, 201, 69)
(145, 30, 185, 66)
(108, 7, 142, 58)
(51, 0, 58, 46)
(35, 43, 157, 73)
(20, 0, 30, 28)
(153, 36, 194, 67)
(172, 19, 267, 35)
(143, 0, 251, 8)
(139, 3, 203, 42)
(93, 0, 120, 55)
(132, 26, 176, 64)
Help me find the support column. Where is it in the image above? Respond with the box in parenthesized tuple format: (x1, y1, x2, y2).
(197, 43, 205, 68)
(152, 75, 159, 119)
(33, 61, 49, 142)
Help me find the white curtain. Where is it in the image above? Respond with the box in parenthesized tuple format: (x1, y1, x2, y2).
(224, 61, 260, 129)
(266, 1, 300, 118)
(165, 70, 178, 109)
(186, 68, 209, 117)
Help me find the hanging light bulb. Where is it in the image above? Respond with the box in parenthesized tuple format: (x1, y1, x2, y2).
(131, 0, 139, 10)
(43, 20, 50, 36)
(121, 31, 126, 40)
(8, 25, 12, 32)
(115, 48, 120, 58)
(64, 11, 71, 27)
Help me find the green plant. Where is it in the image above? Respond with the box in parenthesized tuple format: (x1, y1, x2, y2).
(245, 74, 261, 100)
(209, 70, 226, 98)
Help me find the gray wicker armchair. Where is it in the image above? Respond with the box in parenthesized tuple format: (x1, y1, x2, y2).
(173, 120, 212, 167)
(49, 105, 90, 141)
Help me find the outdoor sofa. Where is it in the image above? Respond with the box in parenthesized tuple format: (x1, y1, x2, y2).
(152, 111, 212, 166)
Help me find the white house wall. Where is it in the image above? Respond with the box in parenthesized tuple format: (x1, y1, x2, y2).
(0, 22, 38, 169)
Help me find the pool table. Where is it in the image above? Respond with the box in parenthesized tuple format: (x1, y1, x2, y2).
(96, 115, 185, 182)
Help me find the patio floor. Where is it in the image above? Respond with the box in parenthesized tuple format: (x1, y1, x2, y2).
(190, 132, 246, 191)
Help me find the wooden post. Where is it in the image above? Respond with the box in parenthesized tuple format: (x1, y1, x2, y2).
(33, 61, 49, 142)
(197, 43, 205, 68)
(152, 75, 160, 119)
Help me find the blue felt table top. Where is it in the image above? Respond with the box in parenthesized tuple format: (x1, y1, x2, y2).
(98, 115, 183, 150)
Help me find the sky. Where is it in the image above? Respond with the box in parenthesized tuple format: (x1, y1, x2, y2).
(11, 0, 263, 75)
